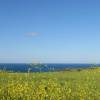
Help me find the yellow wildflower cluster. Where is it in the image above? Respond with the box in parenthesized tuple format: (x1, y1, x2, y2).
(0, 68, 100, 100)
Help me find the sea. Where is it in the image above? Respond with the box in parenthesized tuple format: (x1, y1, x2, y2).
(0, 63, 99, 72)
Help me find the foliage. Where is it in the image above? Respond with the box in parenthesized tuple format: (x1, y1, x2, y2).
(0, 68, 100, 100)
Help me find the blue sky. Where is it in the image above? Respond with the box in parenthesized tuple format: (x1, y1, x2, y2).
(0, 0, 100, 63)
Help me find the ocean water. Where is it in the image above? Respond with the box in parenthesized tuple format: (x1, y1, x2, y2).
(0, 63, 99, 72)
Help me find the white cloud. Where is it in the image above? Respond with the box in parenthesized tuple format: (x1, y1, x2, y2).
(27, 32, 39, 37)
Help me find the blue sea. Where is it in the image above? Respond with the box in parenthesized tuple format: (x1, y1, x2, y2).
(0, 63, 99, 72)
(0, 63, 100, 72)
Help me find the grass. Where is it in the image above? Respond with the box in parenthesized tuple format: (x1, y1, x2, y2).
(0, 67, 100, 100)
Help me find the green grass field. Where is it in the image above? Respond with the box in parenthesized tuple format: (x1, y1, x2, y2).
(0, 68, 100, 100)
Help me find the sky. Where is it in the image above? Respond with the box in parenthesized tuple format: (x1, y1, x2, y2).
(0, 0, 100, 63)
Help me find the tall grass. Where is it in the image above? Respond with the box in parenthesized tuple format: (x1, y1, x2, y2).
(0, 68, 100, 100)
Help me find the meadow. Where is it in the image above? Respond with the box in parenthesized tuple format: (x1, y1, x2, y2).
(0, 68, 100, 100)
